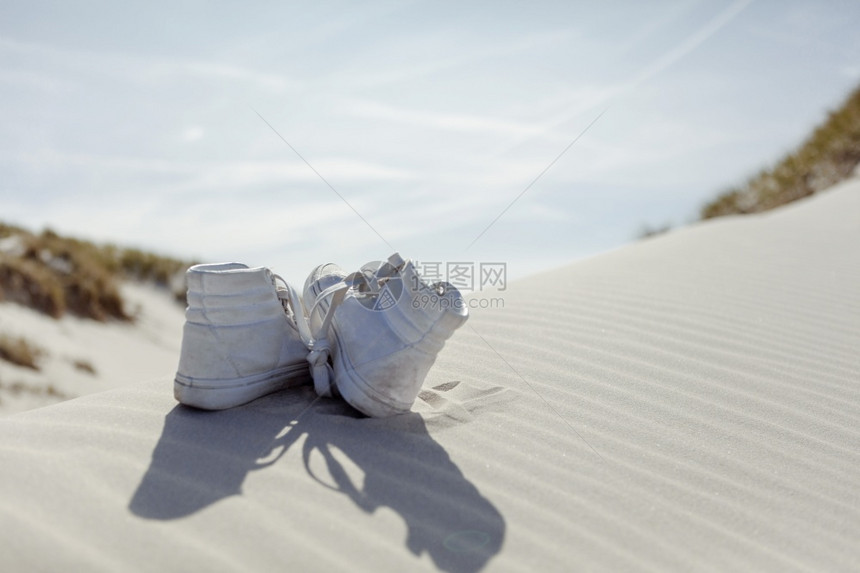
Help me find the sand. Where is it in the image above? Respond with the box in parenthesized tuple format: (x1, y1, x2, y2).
(0, 282, 185, 415)
(0, 177, 858, 571)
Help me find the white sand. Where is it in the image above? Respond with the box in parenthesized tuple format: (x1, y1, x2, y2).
(0, 282, 185, 415)
(0, 178, 858, 571)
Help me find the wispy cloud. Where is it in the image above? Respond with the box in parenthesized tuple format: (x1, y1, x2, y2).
(0, 37, 301, 93)
(7, 148, 415, 193)
(514, 0, 757, 147)
(343, 99, 549, 139)
(180, 126, 205, 143)
(0, 68, 67, 91)
(3, 0, 858, 282)
(621, 0, 755, 89)
(333, 26, 579, 90)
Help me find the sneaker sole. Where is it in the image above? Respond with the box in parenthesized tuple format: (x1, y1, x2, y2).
(174, 362, 311, 410)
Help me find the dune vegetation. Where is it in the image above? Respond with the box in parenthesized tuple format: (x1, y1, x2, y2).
(0, 222, 194, 322)
(701, 83, 860, 219)
(0, 334, 43, 370)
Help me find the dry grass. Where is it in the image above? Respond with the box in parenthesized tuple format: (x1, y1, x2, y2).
(701, 83, 860, 219)
(636, 223, 673, 240)
(0, 377, 69, 401)
(0, 334, 44, 370)
(0, 224, 194, 321)
(0, 257, 65, 318)
(72, 358, 97, 375)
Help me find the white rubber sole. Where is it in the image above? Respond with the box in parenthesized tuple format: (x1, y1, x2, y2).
(174, 362, 311, 410)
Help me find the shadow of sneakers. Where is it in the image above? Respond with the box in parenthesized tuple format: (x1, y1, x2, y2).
(127, 398, 299, 520)
(129, 387, 504, 573)
(291, 402, 505, 573)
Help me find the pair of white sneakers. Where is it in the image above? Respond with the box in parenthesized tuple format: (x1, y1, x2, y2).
(173, 253, 468, 417)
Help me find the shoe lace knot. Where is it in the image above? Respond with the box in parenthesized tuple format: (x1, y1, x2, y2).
(275, 255, 407, 400)
(306, 339, 335, 397)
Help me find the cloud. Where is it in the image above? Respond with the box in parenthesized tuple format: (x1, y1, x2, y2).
(513, 0, 757, 148)
(8, 148, 194, 174)
(7, 148, 414, 187)
(4, 0, 858, 283)
(840, 65, 860, 80)
(620, 0, 755, 91)
(342, 99, 557, 140)
(0, 69, 67, 91)
(0, 37, 301, 93)
(145, 60, 299, 93)
(181, 127, 205, 142)
(333, 25, 579, 90)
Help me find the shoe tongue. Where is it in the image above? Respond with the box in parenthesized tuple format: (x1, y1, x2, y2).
(388, 252, 405, 267)
(360, 253, 406, 277)
(358, 262, 392, 290)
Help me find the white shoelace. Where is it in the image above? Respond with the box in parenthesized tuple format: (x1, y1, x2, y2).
(304, 271, 372, 397)
(274, 271, 369, 398)
(274, 259, 407, 399)
(273, 275, 313, 347)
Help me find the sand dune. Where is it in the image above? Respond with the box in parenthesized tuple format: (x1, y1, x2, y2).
(0, 283, 185, 415)
(0, 178, 858, 571)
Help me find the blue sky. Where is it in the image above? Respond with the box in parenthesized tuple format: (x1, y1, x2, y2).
(2, 0, 859, 284)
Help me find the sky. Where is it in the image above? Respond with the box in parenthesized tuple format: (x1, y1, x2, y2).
(2, 0, 859, 287)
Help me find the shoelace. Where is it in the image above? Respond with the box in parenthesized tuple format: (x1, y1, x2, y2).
(273, 274, 336, 397)
(274, 259, 407, 398)
(304, 271, 370, 397)
(273, 274, 313, 347)
(273, 271, 371, 398)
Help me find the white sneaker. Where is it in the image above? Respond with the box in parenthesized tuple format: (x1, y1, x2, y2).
(303, 253, 468, 417)
(174, 262, 312, 410)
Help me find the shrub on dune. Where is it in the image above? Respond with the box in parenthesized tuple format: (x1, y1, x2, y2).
(702, 83, 860, 219)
